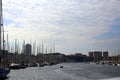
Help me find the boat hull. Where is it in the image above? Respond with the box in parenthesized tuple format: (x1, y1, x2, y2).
(0, 68, 10, 78)
(10, 63, 27, 69)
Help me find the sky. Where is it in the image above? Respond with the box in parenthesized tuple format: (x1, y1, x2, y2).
(1, 0, 120, 55)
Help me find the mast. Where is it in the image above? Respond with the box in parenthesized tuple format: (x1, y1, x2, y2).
(0, 0, 4, 50)
(0, 0, 6, 63)
(0, 0, 2, 51)
(7, 34, 10, 52)
(42, 43, 44, 54)
(45, 45, 47, 54)
(54, 43, 55, 53)
(22, 40, 25, 54)
(15, 38, 17, 53)
(39, 43, 41, 53)
(33, 41, 36, 55)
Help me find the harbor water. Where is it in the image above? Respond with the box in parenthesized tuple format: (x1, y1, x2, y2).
(4, 63, 120, 80)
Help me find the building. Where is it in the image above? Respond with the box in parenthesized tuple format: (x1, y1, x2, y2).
(75, 53, 82, 56)
(89, 52, 94, 57)
(93, 51, 102, 62)
(103, 51, 108, 61)
(88, 51, 102, 62)
(66, 53, 88, 62)
(118, 55, 120, 62)
(24, 44, 32, 55)
(88, 52, 94, 62)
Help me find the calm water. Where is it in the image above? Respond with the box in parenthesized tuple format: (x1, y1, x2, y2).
(4, 63, 120, 80)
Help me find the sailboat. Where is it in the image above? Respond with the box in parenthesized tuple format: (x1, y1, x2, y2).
(0, 0, 10, 78)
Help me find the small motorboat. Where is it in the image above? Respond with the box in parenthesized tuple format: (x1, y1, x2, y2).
(60, 64, 63, 68)
(60, 66, 63, 68)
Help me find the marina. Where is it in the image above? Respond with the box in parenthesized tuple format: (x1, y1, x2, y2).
(0, 0, 120, 80)
(3, 63, 120, 80)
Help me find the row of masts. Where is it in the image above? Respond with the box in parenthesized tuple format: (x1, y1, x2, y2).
(5, 38, 56, 55)
(0, 0, 56, 55)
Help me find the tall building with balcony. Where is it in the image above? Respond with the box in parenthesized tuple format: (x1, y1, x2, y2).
(88, 51, 102, 62)
(24, 44, 32, 55)
(93, 51, 102, 62)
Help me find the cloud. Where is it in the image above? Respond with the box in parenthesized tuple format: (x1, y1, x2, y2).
(2, 0, 120, 54)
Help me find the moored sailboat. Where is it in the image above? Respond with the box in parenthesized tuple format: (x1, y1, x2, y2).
(0, 0, 10, 78)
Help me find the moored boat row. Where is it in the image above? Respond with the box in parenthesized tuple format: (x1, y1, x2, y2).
(90, 61, 120, 67)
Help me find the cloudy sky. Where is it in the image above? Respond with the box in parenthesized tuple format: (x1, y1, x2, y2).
(2, 0, 120, 55)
